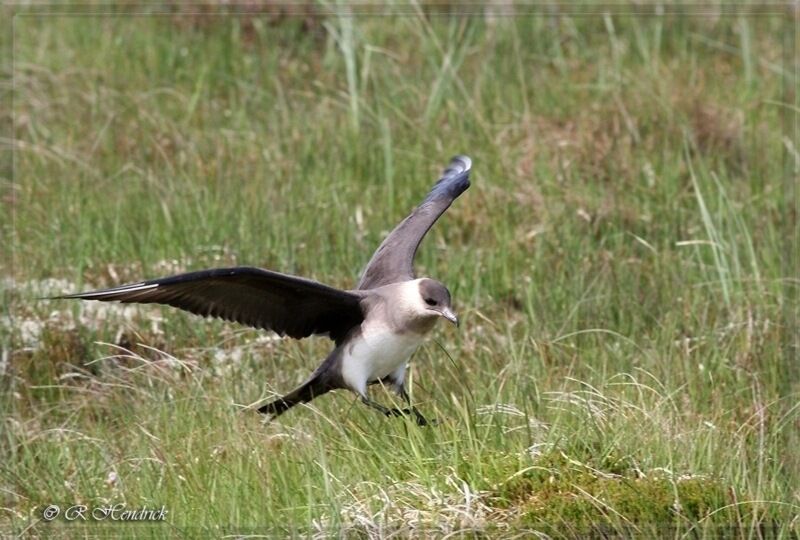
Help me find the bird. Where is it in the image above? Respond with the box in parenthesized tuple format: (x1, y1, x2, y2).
(53, 155, 472, 426)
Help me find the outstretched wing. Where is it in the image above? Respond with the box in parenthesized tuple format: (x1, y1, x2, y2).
(357, 155, 472, 290)
(54, 267, 364, 344)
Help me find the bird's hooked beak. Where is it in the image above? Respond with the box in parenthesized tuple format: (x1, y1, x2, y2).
(440, 307, 459, 327)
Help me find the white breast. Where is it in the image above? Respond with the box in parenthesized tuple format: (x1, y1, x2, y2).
(340, 319, 423, 395)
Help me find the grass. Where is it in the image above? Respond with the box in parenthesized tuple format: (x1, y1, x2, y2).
(2, 4, 798, 537)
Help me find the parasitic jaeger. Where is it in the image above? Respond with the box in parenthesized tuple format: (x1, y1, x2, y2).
(53, 155, 472, 425)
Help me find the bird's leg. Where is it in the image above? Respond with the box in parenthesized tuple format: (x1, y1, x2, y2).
(396, 385, 432, 427)
(360, 395, 404, 416)
(359, 395, 428, 425)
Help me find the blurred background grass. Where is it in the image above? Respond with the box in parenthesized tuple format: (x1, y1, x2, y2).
(2, 2, 797, 537)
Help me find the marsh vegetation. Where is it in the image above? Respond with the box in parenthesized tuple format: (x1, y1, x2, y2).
(3, 4, 797, 537)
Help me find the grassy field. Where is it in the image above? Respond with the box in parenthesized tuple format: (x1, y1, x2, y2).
(3, 3, 798, 537)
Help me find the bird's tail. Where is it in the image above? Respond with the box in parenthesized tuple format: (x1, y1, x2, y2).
(257, 375, 331, 418)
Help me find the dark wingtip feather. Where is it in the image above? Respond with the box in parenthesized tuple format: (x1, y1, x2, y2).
(443, 155, 472, 177)
(44, 292, 91, 301)
(46, 282, 159, 302)
(424, 154, 472, 203)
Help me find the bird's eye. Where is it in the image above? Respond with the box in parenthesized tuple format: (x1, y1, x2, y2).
(425, 298, 437, 306)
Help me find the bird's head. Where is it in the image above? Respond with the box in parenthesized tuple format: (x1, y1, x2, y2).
(417, 278, 458, 327)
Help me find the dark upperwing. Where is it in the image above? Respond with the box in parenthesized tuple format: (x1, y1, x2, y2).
(357, 155, 472, 290)
(54, 267, 365, 344)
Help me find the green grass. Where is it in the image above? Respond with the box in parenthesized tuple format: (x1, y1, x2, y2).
(3, 4, 797, 537)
